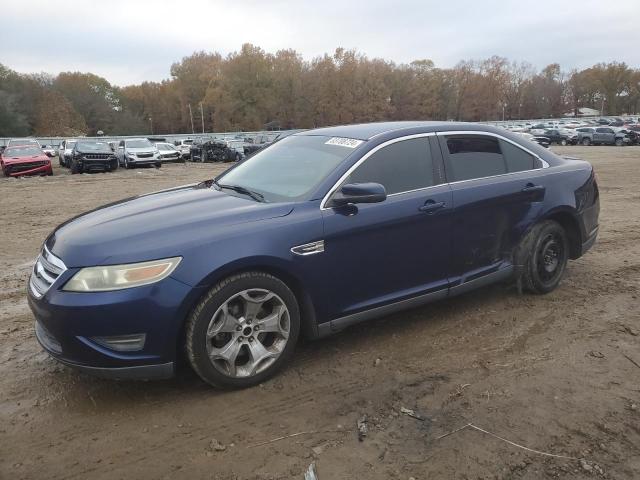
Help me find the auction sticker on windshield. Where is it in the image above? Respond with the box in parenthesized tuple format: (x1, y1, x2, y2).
(325, 137, 364, 148)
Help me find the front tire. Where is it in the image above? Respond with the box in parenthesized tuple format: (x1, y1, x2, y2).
(519, 220, 569, 294)
(615, 138, 624, 147)
(186, 272, 300, 389)
(582, 138, 591, 146)
(560, 139, 567, 146)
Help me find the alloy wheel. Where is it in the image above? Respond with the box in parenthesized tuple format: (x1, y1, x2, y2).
(205, 289, 290, 378)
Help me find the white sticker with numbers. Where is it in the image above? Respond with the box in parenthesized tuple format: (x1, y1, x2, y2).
(325, 137, 364, 148)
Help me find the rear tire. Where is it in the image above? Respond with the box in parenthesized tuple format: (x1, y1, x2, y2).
(185, 272, 300, 389)
(518, 220, 569, 294)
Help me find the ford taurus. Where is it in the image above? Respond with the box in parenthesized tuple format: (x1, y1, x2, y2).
(28, 122, 599, 388)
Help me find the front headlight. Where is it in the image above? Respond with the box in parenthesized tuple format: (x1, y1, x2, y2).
(63, 257, 182, 292)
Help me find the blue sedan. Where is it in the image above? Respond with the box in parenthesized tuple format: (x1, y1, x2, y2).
(28, 122, 600, 388)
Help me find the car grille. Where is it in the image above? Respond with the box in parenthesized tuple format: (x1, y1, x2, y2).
(136, 153, 153, 158)
(29, 246, 67, 299)
(6, 161, 47, 173)
(83, 154, 112, 160)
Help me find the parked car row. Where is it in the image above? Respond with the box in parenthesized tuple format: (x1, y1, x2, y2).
(502, 117, 640, 148)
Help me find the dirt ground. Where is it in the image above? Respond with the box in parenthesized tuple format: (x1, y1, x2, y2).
(1, 147, 639, 480)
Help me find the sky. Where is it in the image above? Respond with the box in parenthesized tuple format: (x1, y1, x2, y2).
(1, 0, 637, 86)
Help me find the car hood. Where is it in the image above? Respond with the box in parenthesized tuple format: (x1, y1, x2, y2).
(3, 155, 49, 164)
(47, 182, 294, 267)
(127, 147, 157, 154)
(76, 149, 113, 155)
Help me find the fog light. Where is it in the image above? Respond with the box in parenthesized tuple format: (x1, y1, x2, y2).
(91, 334, 146, 352)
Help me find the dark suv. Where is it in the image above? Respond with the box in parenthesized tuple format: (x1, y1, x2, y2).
(70, 141, 119, 173)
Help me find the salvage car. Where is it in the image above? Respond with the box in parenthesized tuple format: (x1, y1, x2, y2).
(541, 129, 573, 146)
(28, 122, 599, 388)
(1, 145, 52, 177)
(576, 127, 630, 146)
(174, 139, 194, 159)
(191, 139, 243, 162)
(156, 142, 185, 162)
(69, 140, 119, 174)
(116, 138, 161, 168)
(58, 139, 77, 167)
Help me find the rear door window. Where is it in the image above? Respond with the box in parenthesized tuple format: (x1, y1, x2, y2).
(346, 137, 434, 194)
(442, 135, 536, 181)
(443, 135, 505, 181)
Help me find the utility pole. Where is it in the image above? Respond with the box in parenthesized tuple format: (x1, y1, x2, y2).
(188, 104, 195, 134)
(149, 116, 153, 135)
(200, 103, 205, 133)
(600, 97, 605, 116)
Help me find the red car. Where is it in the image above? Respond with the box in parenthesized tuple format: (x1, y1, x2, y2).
(1, 145, 53, 177)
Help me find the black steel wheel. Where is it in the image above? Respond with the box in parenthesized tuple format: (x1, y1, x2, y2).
(520, 220, 569, 294)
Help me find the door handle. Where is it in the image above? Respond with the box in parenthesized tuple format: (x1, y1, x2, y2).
(521, 183, 545, 193)
(419, 200, 445, 213)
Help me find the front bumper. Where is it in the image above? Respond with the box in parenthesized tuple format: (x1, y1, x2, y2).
(35, 321, 174, 379)
(4, 162, 52, 177)
(78, 158, 117, 171)
(159, 154, 182, 162)
(28, 270, 205, 379)
(128, 156, 159, 165)
(581, 226, 598, 256)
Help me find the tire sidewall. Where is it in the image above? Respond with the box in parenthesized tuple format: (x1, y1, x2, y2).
(188, 273, 300, 388)
(527, 222, 569, 294)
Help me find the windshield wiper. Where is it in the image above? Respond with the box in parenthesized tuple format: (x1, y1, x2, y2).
(215, 181, 265, 203)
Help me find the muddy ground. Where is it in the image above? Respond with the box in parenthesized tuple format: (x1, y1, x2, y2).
(0, 147, 639, 479)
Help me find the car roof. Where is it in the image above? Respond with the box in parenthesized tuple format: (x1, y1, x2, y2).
(295, 121, 507, 141)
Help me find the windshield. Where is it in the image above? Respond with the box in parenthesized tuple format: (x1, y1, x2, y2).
(67, 141, 77, 149)
(216, 135, 358, 202)
(8, 139, 39, 147)
(158, 143, 175, 151)
(76, 141, 108, 151)
(5, 146, 42, 157)
(126, 139, 153, 148)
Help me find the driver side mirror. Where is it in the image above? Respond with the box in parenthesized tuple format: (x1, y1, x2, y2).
(330, 182, 387, 207)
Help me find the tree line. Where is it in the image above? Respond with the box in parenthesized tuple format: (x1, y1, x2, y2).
(1, 44, 638, 137)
